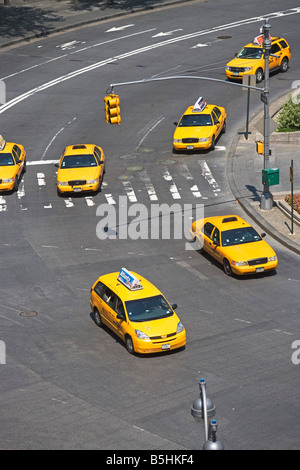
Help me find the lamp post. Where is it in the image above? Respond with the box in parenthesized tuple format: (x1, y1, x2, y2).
(260, 18, 273, 210)
(191, 378, 224, 450)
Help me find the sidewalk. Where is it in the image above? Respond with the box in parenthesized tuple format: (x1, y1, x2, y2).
(0, 0, 196, 49)
(1, 0, 300, 255)
(227, 90, 300, 255)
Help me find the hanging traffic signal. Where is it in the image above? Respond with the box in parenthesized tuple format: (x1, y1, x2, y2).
(104, 94, 121, 125)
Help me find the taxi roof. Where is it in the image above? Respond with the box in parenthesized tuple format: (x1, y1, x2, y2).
(244, 37, 281, 49)
(0, 141, 15, 153)
(98, 271, 161, 302)
(205, 215, 251, 231)
(64, 144, 95, 155)
(183, 104, 215, 116)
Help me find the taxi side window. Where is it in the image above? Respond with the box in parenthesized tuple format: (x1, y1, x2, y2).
(102, 287, 116, 309)
(213, 107, 221, 121)
(115, 297, 126, 318)
(94, 147, 102, 164)
(94, 281, 106, 298)
(201, 222, 215, 239)
(212, 227, 220, 245)
(279, 40, 288, 49)
(12, 145, 21, 162)
(271, 43, 281, 54)
(211, 111, 218, 125)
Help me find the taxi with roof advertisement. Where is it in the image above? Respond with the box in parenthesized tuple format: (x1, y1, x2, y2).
(190, 215, 278, 276)
(90, 268, 186, 354)
(173, 97, 226, 151)
(225, 35, 291, 83)
(56, 144, 105, 194)
(0, 135, 26, 192)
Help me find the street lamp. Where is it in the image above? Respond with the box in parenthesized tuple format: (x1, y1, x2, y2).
(260, 18, 273, 210)
(191, 378, 224, 450)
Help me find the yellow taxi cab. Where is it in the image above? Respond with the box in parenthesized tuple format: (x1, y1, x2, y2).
(56, 144, 105, 194)
(173, 97, 226, 151)
(0, 135, 26, 192)
(190, 215, 278, 276)
(225, 35, 291, 83)
(90, 268, 186, 354)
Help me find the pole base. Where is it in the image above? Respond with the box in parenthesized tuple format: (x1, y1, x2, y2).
(260, 191, 273, 210)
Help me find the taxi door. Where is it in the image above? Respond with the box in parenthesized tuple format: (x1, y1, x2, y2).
(269, 43, 281, 70)
(12, 145, 24, 179)
(212, 107, 224, 139)
(210, 227, 222, 263)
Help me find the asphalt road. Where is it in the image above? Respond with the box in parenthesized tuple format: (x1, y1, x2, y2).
(0, 0, 300, 451)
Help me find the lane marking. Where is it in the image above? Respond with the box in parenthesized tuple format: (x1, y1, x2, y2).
(121, 180, 137, 202)
(138, 170, 158, 201)
(179, 163, 202, 198)
(198, 160, 221, 195)
(162, 169, 181, 199)
(175, 260, 208, 281)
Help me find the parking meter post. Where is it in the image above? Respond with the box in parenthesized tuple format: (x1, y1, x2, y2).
(260, 18, 273, 210)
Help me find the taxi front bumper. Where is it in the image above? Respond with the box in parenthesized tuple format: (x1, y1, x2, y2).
(133, 330, 186, 354)
(0, 180, 15, 191)
(231, 259, 278, 275)
(57, 181, 99, 194)
(173, 139, 212, 151)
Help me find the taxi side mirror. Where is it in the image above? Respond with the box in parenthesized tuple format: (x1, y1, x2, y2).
(16, 159, 21, 164)
(213, 240, 220, 246)
(174, 122, 178, 126)
(235, 52, 238, 57)
(172, 303, 177, 310)
(261, 232, 266, 238)
(117, 313, 125, 321)
(55, 163, 59, 168)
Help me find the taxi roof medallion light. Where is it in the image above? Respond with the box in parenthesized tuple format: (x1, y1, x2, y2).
(260, 18, 273, 211)
(191, 378, 225, 450)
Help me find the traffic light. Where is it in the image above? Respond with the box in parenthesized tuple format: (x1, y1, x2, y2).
(104, 94, 121, 125)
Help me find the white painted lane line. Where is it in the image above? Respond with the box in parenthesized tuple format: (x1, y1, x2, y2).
(121, 181, 137, 202)
(17, 179, 28, 211)
(136, 116, 165, 149)
(198, 160, 221, 195)
(85, 196, 95, 207)
(0, 196, 7, 212)
(105, 194, 116, 205)
(27, 160, 59, 165)
(179, 163, 202, 198)
(64, 198, 74, 208)
(138, 170, 158, 201)
(175, 260, 208, 281)
(41, 117, 76, 160)
(162, 169, 181, 200)
(37, 172, 46, 186)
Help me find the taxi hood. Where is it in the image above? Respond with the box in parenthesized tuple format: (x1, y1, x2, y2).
(227, 57, 258, 68)
(132, 313, 180, 336)
(174, 126, 211, 139)
(224, 239, 275, 260)
(58, 167, 99, 181)
(0, 166, 15, 179)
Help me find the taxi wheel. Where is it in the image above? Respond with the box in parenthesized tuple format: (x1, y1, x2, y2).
(222, 120, 226, 134)
(125, 335, 135, 354)
(94, 308, 104, 328)
(280, 57, 289, 72)
(22, 160, 27, 173)
(210, 136, 216, 150)
(14, 177, 19, 192)
(255, 68, 263, 83)
(223, 258, 233, 276)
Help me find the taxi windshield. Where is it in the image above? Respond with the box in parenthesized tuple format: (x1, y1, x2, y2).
(237, 47, 263, 59)
(0, 153, 15, 166)
(179, 114, 212, 127)
(61, 154, 97, 168)
(125, 295, 173, 322)
(221, 227, 262, 247)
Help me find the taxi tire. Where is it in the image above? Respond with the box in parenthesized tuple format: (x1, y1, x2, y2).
(22, 160, 27, 173)
(14, 177, 19, 192)
(255, 68, 263, 83)
(125, 335, 135, 354)
(222, 120, 226, 134)
(94, 308, 104, 328)
(223, 258, 233, 276)
(210, 136, 216, 151)
(280, 57, 289, 73)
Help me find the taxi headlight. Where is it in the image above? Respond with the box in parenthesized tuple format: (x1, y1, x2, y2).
(135, 330, 150, 341)
(232, 260, 248, 267)
(87, 178, 98, 184)
(174, 139, 182, 143)
(2, 178, 14, 183)
(199, 137, 210, 142)
(176, 321, 184, 334)
(244, 67, 252, 71)
(57, 181, 68, 186)
(268, 255, 277, 262)
(225, 66, 231, 71)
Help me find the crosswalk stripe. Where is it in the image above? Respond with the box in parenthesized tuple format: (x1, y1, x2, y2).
(121, 180, 137, 202)
(138, 170, 158, 201)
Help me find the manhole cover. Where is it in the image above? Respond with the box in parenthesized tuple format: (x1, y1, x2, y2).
(125, 166, 143, 172)
(117, 175, 134, 180)
(19, 310, 38, 317)
(217, 35, 232, 39)
(120, 154, 138, 160)
(160, 159, 177, 165)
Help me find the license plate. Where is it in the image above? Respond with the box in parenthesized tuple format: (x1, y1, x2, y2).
(186, 145, 194, 149)
(73, 187, 82, 192)
(233, 72, 239, 76)
(256, 267, 264, 273)
(162, 343, 170, 350)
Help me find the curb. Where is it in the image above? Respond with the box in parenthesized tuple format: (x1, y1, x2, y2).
(227, 89, 300, 256)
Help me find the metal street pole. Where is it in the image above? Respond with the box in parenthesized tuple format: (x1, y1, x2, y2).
(260, 18, 273, 210)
